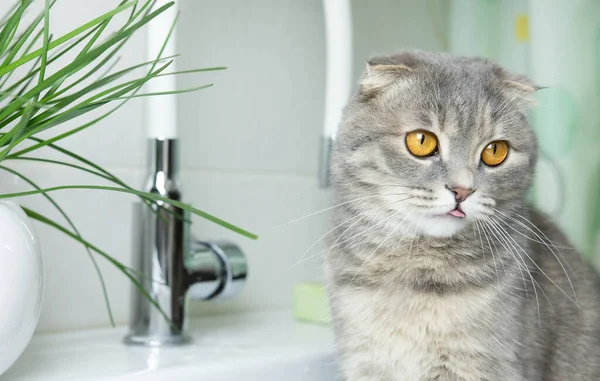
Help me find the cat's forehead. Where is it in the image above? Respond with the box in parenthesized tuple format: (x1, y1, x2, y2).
(403, 88, 500, 139)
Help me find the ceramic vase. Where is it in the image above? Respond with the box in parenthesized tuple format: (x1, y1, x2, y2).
(0, 201, 43, 376)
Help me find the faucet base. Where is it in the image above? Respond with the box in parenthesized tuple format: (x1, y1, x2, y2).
(123, 332, 191, 347)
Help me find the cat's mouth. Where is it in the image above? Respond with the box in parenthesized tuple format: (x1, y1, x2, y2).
(447, 204, 466, 218)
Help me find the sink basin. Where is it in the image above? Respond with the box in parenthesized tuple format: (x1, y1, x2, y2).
(2, 310, 338, 381)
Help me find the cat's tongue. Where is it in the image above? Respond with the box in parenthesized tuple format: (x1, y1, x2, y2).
(448, 208, 466, 218)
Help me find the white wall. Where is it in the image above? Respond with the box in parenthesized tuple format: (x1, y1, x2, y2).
(0, 0, 447, 332)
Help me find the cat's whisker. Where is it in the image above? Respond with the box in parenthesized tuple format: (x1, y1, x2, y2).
(271, 193, 407, 228)
(492, 207, 577, 300)
(361, 182, 433, 192)
(289, 211, 366, 269)
(480, 219, 506, 273)
(292, 205, 388, 268)
(481, 217, 531, 302)
(292, 196, 415, 268)
(476, 220, 517, 297)
(509, 209, 579, 267)
(321, 208, 380, 263)
(408, 213, 424, 257)
(482, 217, 541, 326)
(474, 220, 486, 261)
(363, 183, 421, 188)
(485, 221, 507, 274)
(474, 220, 497, 286)
(323, 196, 415, 252)
(528, 274, 556, 317)
(332, 213, 371, 245)
(486, 216, 580, 309)
(485, 217, 556, 325)
(497, 208, 573, 250)
(501, 214, 578, 281)
(474, 220, 500, 280)
(484, 217, 533, 280)
(350, 212, 405, 284)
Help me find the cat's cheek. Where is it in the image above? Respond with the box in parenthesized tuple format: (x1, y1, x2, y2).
(458, 195, 494, 218)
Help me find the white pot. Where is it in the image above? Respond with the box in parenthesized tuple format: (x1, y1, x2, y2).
(0, 201, 43, 376)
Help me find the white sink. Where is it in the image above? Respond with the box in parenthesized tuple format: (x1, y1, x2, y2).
(2, 310, 338, 381)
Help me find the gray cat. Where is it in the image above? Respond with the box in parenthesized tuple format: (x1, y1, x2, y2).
(324, 50, 600, 381)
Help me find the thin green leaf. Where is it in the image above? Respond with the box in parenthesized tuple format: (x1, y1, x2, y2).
(38, 0, 50, 84)
(0, 29, 44, 93)
(6, 155, 178, 216)
(0, 101, 36, 159)
(0, 1, 137, 77)
(1, 22, 107, 102)
(148, 1, 178, 73)
(4, 134, 177, 222)
(9, 99, 131, 157)
(44, 39, 127, 100)
(14, 78, 154, 144)
(44, 54, 179, 102)
(34, 64, 187, 128)
(45, 1, 135, 99)
(1, 1, 55, 74)
(0, 58, 136, 140)
(0, 165, 115, 326)
(78, 15, 110, 57)
(9, 156, 116, 182)
(1, 136, 124, 183)
(43, 57, 173, 107)
(128, 1, 138, 22)
(0, 185, 259, 240)
(0, 0, 27, 58)
(0, 99, 33, 132)
(127, 0, 156, 29)
(22, 206, 171, 325)
(0, 91, 53, 109)
(0, 2, 19, 28)
(5, 150, 184, 224)
(26, 102, 106, 136)
(5, 64, 154, 160)
(97, 57, 121, 80)
(155, 67, 227, 77)
(15, 62, 173, 143)
(110, 83, 213, 100)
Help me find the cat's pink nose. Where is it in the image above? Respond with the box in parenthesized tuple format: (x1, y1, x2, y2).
(448, 186, 474, 203)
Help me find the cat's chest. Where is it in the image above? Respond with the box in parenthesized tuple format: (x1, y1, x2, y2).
(334, 286, 512, 379)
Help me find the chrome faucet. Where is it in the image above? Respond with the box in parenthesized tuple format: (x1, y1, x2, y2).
(124, 139, 247, 346)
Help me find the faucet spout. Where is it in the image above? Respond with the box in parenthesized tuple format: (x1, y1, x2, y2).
(186, 240, 247, 301)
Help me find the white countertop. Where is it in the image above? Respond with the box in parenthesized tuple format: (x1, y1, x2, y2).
(2, 310, 337, 381)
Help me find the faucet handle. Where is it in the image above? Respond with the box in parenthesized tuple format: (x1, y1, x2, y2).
(186, 239, 247, 301)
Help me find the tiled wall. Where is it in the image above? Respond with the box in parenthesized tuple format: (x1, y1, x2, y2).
(0, 0, 447, 332)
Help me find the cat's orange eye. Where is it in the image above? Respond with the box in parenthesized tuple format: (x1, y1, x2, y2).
(481, 141, 509, 167)
(405, 130, 438, 157)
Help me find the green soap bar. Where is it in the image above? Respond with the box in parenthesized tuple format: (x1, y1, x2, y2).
(293, 283, 331, 325)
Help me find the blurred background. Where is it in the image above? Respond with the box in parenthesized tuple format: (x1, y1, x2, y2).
(0, 0, 597, 334)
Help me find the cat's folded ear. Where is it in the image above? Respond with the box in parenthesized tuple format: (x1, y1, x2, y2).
(501, 72, 543, 109)
(503, 72, 543, 93)
(359, 51, 428, 96)
(359, 61, 414, 96)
